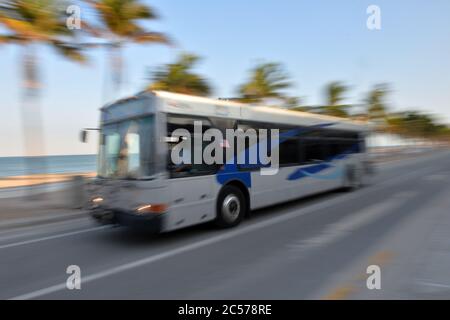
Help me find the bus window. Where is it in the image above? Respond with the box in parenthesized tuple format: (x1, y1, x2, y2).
(302, 138, 326, 163)
(167, 115, 217, 178)
(236, 121, 272, 170)
(125, 132, 140, 174)
(279, 138, 301, 166)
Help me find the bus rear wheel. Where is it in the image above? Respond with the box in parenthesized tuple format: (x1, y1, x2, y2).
(215, 185, 246, 228)
(344, 164, 363, 191)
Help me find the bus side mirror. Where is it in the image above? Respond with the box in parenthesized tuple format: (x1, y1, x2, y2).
(80, 130, 89, 143)
(164, 136, 187, 143)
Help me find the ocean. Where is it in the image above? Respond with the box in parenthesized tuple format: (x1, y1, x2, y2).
(0, 155, 97, 177)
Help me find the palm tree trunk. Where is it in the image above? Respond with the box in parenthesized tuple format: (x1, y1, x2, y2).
(110, 45, 123, 97)
(21, 44, 47, 197)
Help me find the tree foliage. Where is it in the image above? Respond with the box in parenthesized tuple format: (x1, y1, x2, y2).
(387, 112, 449, 139)
(321, 82, 350, 117)
(85, 0, 170, 46)
(238, 62, 291, 104)
(149, 53, 212, 96)
(0, 0, 86, 63)
(366, 84, 389, 120)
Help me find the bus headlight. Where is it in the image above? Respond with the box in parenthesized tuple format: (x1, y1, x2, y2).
(91, 197, 104, 208)
(135, 204, 168, 215)
(92, 197, 104, 204)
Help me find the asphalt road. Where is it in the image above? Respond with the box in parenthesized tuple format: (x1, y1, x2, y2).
(1, 150, 450, 300)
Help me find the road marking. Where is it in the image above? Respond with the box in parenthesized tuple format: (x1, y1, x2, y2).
(0, 217, 91, 242)
(0, 226, 109, 250)
(322, 250, 395, 300)
(8, 159, 443, 299)
(287, 192, 415, 252)
(323, 285, 356, 300)
(416, 280, 450, 289)
(424, 174, 449, 182)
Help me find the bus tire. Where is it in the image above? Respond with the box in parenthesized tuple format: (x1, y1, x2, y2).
(215, 185, 246, 228)
(344, 164, 362, 191)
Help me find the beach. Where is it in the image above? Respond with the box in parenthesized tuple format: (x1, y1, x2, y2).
(0, 172, 96, 189)
(0, 154, 97, 189)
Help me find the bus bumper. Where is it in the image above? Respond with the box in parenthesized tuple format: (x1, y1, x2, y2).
(90, 208, 165, 233)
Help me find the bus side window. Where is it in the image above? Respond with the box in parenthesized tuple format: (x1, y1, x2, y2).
(166, 115, 217, 178)
(302, 138, 326, 163)
(279, 138, 301, 166)
(236, 121, 270, 169)
(300, 127, 324, 163)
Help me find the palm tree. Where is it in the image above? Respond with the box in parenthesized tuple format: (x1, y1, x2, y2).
(0, 0, 86, 179)
(85, 0, 170, 94)
(322, 81, 350, 117)
(148, 53, 212, 96)
(366, 84, 389, 121)
(238, 62, 291, 104)
(0, 1, 86, 79)
(390, 112, 440, 138)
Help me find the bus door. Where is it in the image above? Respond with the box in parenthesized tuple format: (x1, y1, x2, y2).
(164, 116, 217, 230)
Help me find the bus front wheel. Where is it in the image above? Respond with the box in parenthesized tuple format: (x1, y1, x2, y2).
(215, 185, 246, 228)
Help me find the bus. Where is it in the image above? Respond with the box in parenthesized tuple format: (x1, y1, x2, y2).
(83, 91, 372, 233)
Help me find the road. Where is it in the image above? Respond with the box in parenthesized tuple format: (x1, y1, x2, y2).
(1, 150, 450, 300)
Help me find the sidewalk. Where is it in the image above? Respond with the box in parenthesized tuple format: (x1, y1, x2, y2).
(0, 183, 89, 230)
(0, 172, 95, 189)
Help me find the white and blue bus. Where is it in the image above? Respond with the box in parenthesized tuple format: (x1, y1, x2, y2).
(84, 91, 372, 233)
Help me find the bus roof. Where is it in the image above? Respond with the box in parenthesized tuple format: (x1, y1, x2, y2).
(103, 90, 369, 132)
(153, 91, 369, 132)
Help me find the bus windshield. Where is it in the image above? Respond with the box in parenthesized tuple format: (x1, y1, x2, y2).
(98, 116, 155, 179)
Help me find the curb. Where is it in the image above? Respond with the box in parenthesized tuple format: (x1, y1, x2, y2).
(0, 181, 74, 200)
(0, 211, 88, 231)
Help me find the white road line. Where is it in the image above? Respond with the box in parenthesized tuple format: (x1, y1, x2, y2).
(416, 280, 450, 289)
(7, 158, 444, 299)
(287, 191, 416, 252)
(0, 226, 109, 250)
(0, 217, 91, 243)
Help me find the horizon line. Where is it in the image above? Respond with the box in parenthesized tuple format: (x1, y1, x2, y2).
(0, 153, 97, 159)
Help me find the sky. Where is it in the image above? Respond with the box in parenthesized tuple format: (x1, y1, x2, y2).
(0, 0, 449, 157)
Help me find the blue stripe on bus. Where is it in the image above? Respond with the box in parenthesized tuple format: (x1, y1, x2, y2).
(216, 170, 252, 188)
(287, 159, 344, 181)
(216, 122, 339, 187)
(287, 144, 359, 181)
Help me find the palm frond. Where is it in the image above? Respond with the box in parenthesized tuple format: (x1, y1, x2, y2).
(132, 32, 171, 45)
(86, 0, 169, 44)
(149, 53, 212, 96)
(51, 41, 87, 64)
(0, 0, 88, 63)
(0, 33, 23, 43)
(0, 16, 51, 41)
(238, 62, 291, 103)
